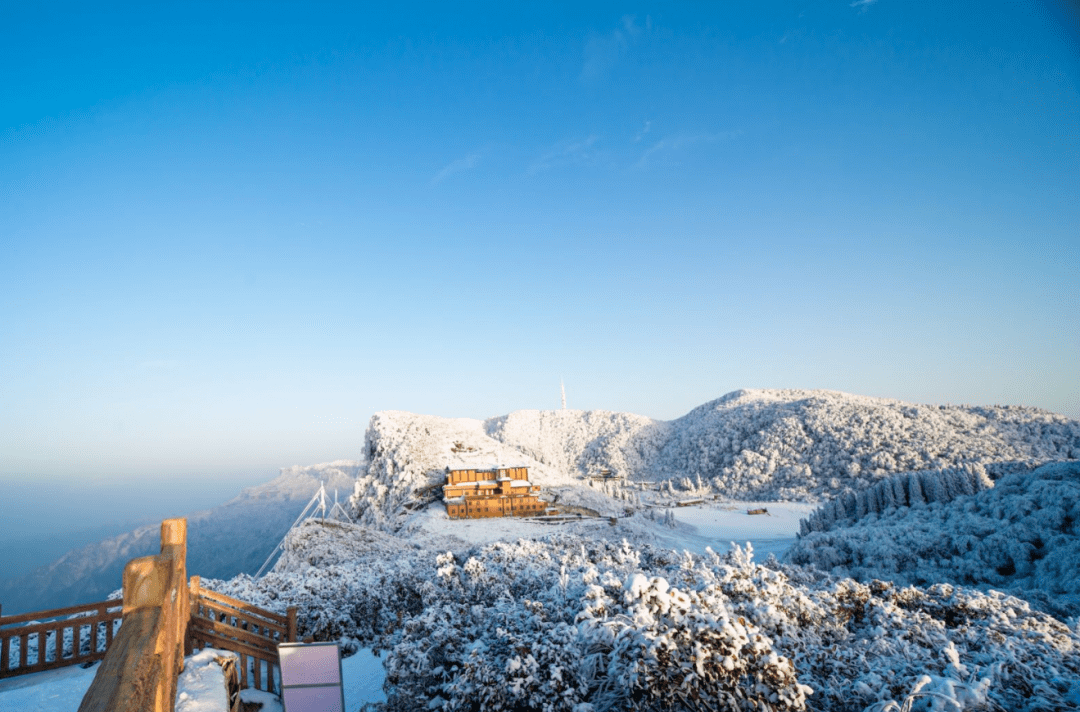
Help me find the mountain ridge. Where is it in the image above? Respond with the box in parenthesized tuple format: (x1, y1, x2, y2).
(347, 389, 1078, 529)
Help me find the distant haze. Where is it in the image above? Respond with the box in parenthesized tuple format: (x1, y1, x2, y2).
(0, 469, 275, 579)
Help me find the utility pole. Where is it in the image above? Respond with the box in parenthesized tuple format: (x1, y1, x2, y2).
(561, 378, 567, 410)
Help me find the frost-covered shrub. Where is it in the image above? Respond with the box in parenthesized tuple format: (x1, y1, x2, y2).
(787, 461, 1080, 620)
(209, 526, 1080, 712)
(579, 573, 810, 711)
(205, 544, 434, 645)
(658, 391, 1077, 501)
(384, 544, 810, 712)
(372, 538, 1080, 712)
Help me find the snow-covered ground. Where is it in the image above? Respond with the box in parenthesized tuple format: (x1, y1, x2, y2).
(0, 646, 387, 712)
(343, 648, 387, 709)
(656, 501, 817, 561)
(176, 649, 235, 712)
(0, 662, 98, 711)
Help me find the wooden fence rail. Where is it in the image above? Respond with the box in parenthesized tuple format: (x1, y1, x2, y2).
(2, 518, 299, 712)
(0, 600, 123, 678)
(187, 576, 297, 694)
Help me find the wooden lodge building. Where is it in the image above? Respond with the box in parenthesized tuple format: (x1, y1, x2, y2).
(444, 466, 548, 519)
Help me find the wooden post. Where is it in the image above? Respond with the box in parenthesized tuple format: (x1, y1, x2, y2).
(78, 517, 187, 712)
(159, 518, 188, 680)
(186, 576, 201, 656)
(286, 607, 297, 643)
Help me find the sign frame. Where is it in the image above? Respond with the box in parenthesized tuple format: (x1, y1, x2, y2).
(277, 641, 346, 712)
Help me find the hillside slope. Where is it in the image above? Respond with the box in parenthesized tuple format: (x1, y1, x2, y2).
(786, 460, 1080, 619)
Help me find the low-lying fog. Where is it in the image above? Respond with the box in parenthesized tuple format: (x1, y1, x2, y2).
(0, 472, 273, 583)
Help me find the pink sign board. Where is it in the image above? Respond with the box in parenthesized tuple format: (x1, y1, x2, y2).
(282, 686, 344, 712)
(278, 642, 345, 712)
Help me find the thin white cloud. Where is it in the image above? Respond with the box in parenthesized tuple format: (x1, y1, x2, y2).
(636, 131, 740, 168)
(850, 0, 878, 11)
(633, 120, 652, 143)
(529, 135, 599, 174)
(432, 153, 481, 185)
(580, 15, 650, 82)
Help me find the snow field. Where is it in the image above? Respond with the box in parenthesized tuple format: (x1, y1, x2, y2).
(342, 648, 387, 709)
(656, 501, 816, 561)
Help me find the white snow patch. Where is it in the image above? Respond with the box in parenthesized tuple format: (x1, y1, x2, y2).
(239, 688, 283, 712)
(175, 648, 237, 712)
(656, 501, 817, 560)
(343, 647, 386, 708)
(0, 662, 98, 712)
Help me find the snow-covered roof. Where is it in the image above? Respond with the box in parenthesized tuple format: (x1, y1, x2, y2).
(444, 479, 499, 488)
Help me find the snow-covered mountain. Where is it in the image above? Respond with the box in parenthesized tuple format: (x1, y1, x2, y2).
(0, 461, 359, 615)
(347, 389, 1079, 530)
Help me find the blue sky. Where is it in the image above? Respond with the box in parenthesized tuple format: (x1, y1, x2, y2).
(1, 1, 1078, 490)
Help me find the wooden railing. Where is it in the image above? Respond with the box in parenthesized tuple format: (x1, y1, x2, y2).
(2, 518, 300, 711)
(187, 576, 297, 694)
(0, 600, 123, 678)
(77, 518, 189, 712)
